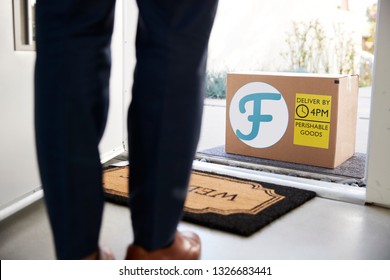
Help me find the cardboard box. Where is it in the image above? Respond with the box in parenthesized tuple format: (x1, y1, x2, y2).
(226, 72, 359, 168)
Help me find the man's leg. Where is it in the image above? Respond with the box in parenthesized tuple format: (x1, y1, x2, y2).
(34, 0, 116, 259)
(128, 0, 218, 251)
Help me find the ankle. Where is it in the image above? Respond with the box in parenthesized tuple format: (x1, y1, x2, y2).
(83, 246, 115, 260)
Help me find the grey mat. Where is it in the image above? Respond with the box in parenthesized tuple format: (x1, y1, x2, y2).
(197, 145, 366, 180)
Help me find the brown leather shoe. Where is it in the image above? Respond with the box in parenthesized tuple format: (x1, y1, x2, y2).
(83, 246, 115, 260)
(125, 231, 201, 260)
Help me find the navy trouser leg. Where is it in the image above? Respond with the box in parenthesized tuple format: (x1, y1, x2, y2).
(129, 0, 218, 250)
(34, 0, 116, 259)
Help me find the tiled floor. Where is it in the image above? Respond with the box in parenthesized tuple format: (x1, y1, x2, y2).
(1, 194, 390, 260)
(1, 88, 390, 260)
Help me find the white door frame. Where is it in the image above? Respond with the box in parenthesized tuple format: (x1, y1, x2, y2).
(366, 0, 390, 208)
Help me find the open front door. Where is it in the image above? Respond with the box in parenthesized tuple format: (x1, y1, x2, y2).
(0, 0, 133, 220)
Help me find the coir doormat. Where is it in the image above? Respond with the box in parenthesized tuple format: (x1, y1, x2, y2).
(103, 166, 316, 236)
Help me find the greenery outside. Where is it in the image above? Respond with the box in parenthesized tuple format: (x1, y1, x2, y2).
(205, 3, 377, 99)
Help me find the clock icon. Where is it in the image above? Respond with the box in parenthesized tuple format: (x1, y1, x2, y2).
(296, 104, 309, 118)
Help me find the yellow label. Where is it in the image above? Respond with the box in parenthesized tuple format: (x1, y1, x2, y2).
(294, 93, 332, 149)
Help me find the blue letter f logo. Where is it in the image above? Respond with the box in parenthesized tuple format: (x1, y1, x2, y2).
(236, 93, 282, 141)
